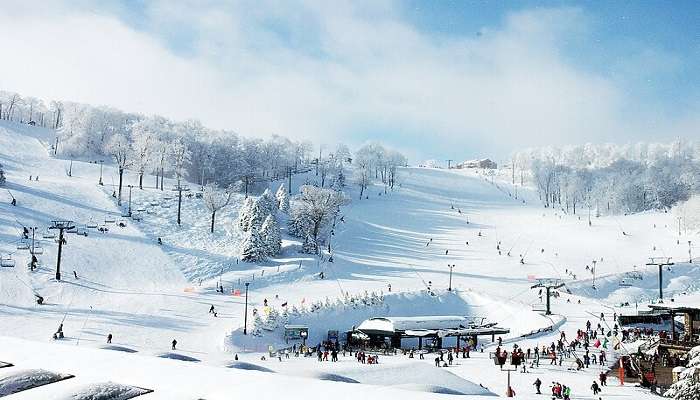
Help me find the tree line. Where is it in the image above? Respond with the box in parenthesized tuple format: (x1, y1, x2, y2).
(511, 141, 700, 215)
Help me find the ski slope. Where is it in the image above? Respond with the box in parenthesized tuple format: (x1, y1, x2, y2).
(0, 120, 697, 399)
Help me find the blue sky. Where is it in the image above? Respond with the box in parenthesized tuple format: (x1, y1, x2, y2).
(0, 0, 698, 162)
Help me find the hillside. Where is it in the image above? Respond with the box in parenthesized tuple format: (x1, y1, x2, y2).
(0, 120, 697, 399)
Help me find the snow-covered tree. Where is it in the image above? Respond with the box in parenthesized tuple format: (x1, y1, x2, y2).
(257, 188, 277, 216)
(239, 226, 267, 262)
(105, 133, 131, 205)
(238, 197, 255, 232)
(301, 234, 318, 254)
(276, 184, 290, 213)
(203, 183, 233, 233)
(296, 185, 348, 251)
(666, 345, 700, 400)
(260, 214, 281, 256)
(287, 202, 314, 238)
(170, 138, 191, 186)
(130, 118, 157, 189)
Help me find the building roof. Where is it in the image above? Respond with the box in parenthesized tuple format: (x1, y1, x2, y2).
(648, 303, 700, 313)
(356, 316, 470, 335)
(355, 316, 509, 337)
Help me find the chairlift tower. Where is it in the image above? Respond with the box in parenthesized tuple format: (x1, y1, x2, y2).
(531, 279, 565, 315)
(49, 220, 74, 280)
(646, 257, 674, 301)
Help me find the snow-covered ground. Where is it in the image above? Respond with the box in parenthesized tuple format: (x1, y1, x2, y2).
(0, 120, 697, 398)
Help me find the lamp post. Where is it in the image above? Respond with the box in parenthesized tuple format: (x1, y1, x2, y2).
(127, 185, 133, 217)
(243, 282, 250, 335)
(98, 160, 104, 185)
(448, 264, 455, 291)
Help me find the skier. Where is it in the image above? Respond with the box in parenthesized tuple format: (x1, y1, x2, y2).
(591, 381, 601, 395)
(107, 333, 112, 344)
(157, 237, 163, 245)
(209, 304, 215, 314)
(171, 339, 177, 350)
(10, 198, 16, 206)
(35, 294, 44, 305)
(73, 271, 78, 279)
(533, 378, 542, 394)
(445, 250, 449, 255)
(599, 372, 607, 386)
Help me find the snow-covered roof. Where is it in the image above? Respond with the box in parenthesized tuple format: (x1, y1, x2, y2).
(356, 316, 469, 334)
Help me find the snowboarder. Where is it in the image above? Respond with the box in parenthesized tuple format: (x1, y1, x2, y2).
(73, 270, 78, 279)
(10, 198, 16, 206)
(445, 249, 449, 255)
(157, 237, 163, 245)
(209, 305, 215, 314)
(107, 333, 112, 344)
(35, 294, 44, 305)
(171, 339, 177, 350)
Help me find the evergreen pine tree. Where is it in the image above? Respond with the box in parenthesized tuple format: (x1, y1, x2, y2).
(257, 188, 277, 216)
(301, 234, 318, 254)
(260, 214, 281, 256)
(288, 205, 313, 238)
(276, 184, 290, 213)
(238, 197, 254, 232)
(240, 227, 267, 261)
(666, 345, 700, 400)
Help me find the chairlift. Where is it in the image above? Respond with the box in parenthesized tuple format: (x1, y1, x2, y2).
(618, 279, 632, 288)
(67, 226, 78, 234)
(150, 201, 159, 206)
(531, 302, 547, 312)
(16, 240, 30, 250)
(161, 203, 171, 209)
(42, 229, 56, 239)
(105, 215, 116, 224)
(163, 196, 173, 201)
(132, 214, 142, 222)
(0, 255, 15, 268)
(30, 246, 44, 255)
(136, 207, 146, 212)
(75, 227, 88, 236)
(146, 207, 155, 214)
(86, 219, 98, 229)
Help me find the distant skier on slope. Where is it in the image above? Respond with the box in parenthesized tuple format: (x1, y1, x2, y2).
(171, 339, 177, 350)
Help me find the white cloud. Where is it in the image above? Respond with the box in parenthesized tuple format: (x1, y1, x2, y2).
(0, 1, 694, 160)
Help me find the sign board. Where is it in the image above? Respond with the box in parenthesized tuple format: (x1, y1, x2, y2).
(284, 325, 309, 341)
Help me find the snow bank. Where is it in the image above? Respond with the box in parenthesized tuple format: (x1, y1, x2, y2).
(0, 368, 73, 396)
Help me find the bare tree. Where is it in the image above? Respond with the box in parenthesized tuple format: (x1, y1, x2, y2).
(105, 133, 131, 205)
(203, 183, 233, 233)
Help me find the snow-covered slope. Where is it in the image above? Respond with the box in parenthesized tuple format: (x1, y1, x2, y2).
(0, 120, 697, 399)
